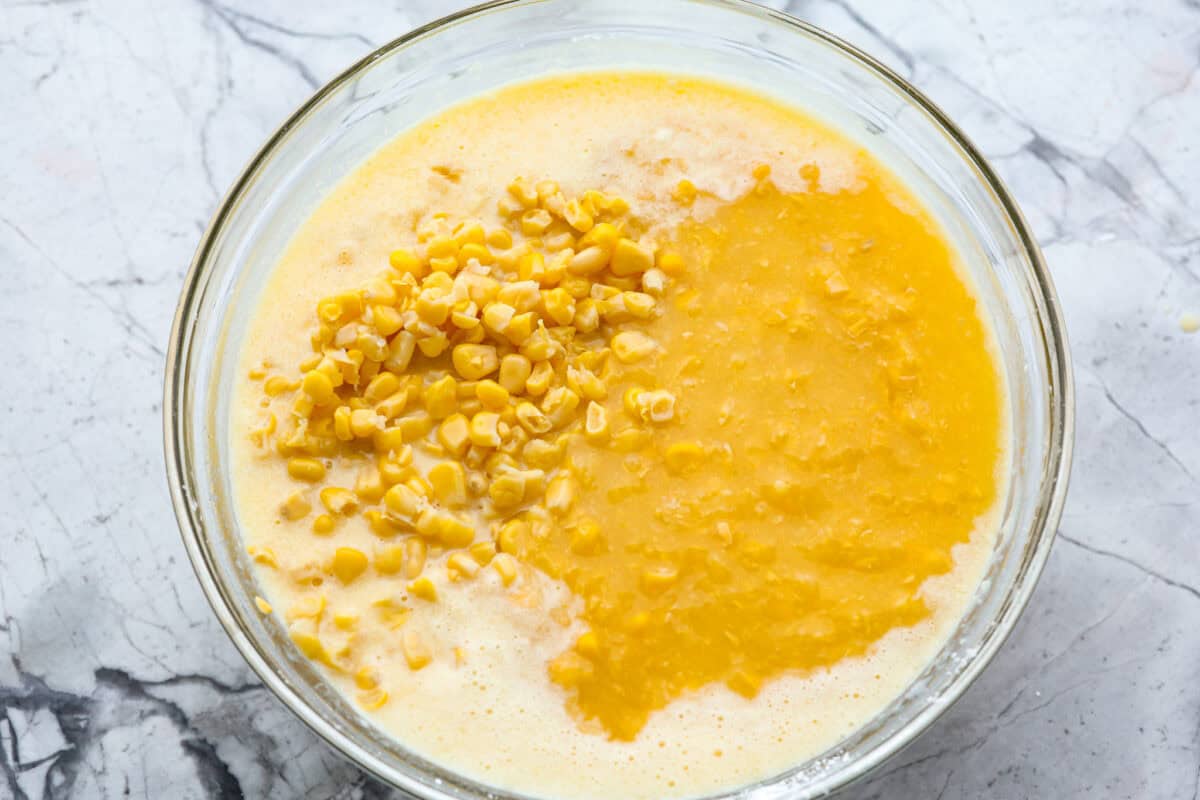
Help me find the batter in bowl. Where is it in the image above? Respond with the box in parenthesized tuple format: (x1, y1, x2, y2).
(232, 72, 1007, 799)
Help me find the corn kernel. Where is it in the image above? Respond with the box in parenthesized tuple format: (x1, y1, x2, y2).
(429, 413, 468, 459)
(641, 563, 679, 594)
(521, 208, 553, 236)
(264, 375, 298, 396)
(364, 509, 398, 537)
(514, 401, 552, 434)
(487, 227, 513, 249)
(290, 629, 327, 662)
(320, 487, 359, 516)
(254, 596, 273, 614)
(301, 371, 336, 405)
(584, 401, 610, 441)
(404, 537, 427, 578)
(408, 576, 437, 602)
(489, 473, 526, 509)
(657, 250, 685, 275)
(385, 331, 417, 373)
(469, 411, 502, 447)
(423, 374, 458, 419)
(447, 551, 480, 580)
(498, 354, 533, 395)
(580, 221, 620, 251)
(610, 238, 654, 276)
(476, 379, 509, 410)
(665, 441, 705, 474)
(280, 493, 311, 521)
(491, 553, 519, 586)
(331, 547, 369, 584)
(384, 483, 421, 519)
(507, 177, 540, 208)
(375, 545, 405, 574)
(525, 361, 554, 396)
(428, 461, 467, 507)
(469, 540, 496, 566)
(458, 242, 493, 266)
(312, 514, 336, 535)
(611, 330, 657, 363)
(390, 249, 424, 276)
(570, 518, 602, 555)
(288, 457, 326, 482)
(497, 519, 528, 554)
(545, 473, 577, 515)
(575, 631, 601, 657)
(568, 245, 608, 276)
(402, 629, 433, 670)
(451, 343, 499, 381)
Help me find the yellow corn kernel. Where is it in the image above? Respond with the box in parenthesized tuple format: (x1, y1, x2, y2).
(425, 235, 457, 260)
(408, 576, 438, 602)
(622, 291, 656, 319)
(672, 178, 698, 205)
(611, 330, 657, 363)
(612, 427, 651, 452)
(280, 493, 311, 521)
(312, 514, 337, 535)
(496, 519, 528, 554)
(570, 518, 602, 555)
(348, 408, 381, 438)
(482, 301, 515, 335)
(404, 537, 427, 578)
(498, 354, 533, 395)
(520, 327, 558, 362)
(333, 406, 353, 441)
(395, 412, 434, 443)
(584, 401, 609, 441)
(384, 483, 421, 519)
(247, 546, 277, 568)
(416, 331, 449, 358)
(491, 553, 519, 586)
(639, 389, 677, 423)
(451, 343, 499, 381)
(486, 227, 513, 250)
(521, 208, 553, 236)
(423, 374, 458, 420)
(263, 375, 298, 396)
(384, 331, 417, 373)
(507, 177, 540, 208)
(514, 401, 552, 434)
(574, 298, 600, 333)
(254, 596, 273, 614)
(575, 631, 601, 658)
(363, 373, 402, 405)
(437, 413, 471, 458)
(354, 666, 379, 691)
(420, 510, 475, 548)
(354, 467, 386, 503)
(489, 473, 526, 509)
(300, 371, 336, 406)
(331, 547, 369, 584)
(428, 461, 467, 507)
(447, 551, 481, 580)
(320, 487, 359, 516)
(357, 687, 389, 710)
(656, 250, 685, 275)
(569, 367, 607, 401)
(523, 437, 566, 469)
(542, 386, 581, 427)
(568, 245, 609, 276)
(579, 221, 620, 251)
(389, 248, 425, 276)
(640, 563, 679, 594)
(476, 379, 510, 410)
(525, 361, 554, 396)
(402, 629, 433, 670)
(371, 303, 404, 336)
(458, 242, 493, 266)
(504, 312, 536, 345)
(286, 593, 326, 621)
(469, 540, 496, 566)
(469, 411, 502, 447)
(375, 545, 405, 575)
(545, 473, 577, 516)
(364, 510, 399, 538)
(610, 238, 654, 277)
(664, 441, 705, 474)
(289, 629, 327, 662)
(287, 457, 326, 482)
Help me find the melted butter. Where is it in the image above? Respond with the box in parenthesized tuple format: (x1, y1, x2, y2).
(515, 175, 1002, 740)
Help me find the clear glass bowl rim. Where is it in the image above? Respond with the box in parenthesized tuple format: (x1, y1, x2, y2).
(163, 1, 1075, 797)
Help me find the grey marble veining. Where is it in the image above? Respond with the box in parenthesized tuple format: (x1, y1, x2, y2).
(1, 1, 1197, 798)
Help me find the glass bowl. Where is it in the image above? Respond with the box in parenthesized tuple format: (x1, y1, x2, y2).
(163, 1, 1074, 797)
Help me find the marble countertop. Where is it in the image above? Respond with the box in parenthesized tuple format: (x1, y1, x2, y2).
(2, 0, 1198, 797)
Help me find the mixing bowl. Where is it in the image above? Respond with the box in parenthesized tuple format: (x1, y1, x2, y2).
(164, 1, 1074, 797)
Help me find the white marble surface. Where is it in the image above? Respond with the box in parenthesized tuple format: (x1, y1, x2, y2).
(1, 0, 1198, 797)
